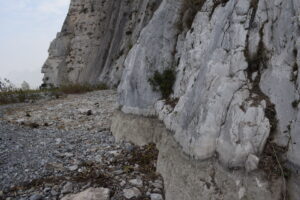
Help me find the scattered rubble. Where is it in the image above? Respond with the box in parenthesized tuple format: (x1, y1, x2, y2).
(2, 90, 117, 132)
(0, 90, 164, 200)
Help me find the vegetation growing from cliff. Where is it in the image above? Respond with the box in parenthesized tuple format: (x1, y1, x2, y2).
(149, 68, 176, 99)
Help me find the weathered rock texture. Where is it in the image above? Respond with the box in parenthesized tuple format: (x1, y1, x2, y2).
(42, 0, 161, 87)
(111, 111, 284, 200)
(119, 0, 300, 169)
(44, 0, 300, 199)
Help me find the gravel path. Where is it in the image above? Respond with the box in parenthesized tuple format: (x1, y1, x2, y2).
(0, 91, 164, 200)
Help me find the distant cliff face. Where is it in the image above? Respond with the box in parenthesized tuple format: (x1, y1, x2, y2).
(43, 0, 300, 199)
(42, 0, 161, 87)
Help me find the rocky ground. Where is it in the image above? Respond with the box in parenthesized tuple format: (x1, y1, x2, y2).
(0, 90, 164, 200)
(2, 90, 117, 132)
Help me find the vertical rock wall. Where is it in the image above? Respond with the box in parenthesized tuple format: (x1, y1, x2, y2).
(116, 0, 300, 199)
(42, 0, 161, 87)
(118, 0, 300, 171)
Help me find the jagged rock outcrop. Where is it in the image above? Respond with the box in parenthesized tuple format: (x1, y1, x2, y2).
(119, 0, 300, 169)
(117, 0, 300, 199)
(44, 0, 300, 199)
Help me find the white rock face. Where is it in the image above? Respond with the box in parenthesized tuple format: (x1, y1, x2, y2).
(118, 0, 184, 113)
(115, 0, 300, 199)
(118, 0, 300, 170)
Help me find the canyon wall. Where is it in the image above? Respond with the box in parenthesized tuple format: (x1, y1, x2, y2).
(43, 0, 300, 199)
(42, 0, 161, 87)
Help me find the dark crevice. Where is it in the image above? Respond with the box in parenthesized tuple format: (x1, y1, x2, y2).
(249, 0, 259, 28)
(244, 15, 290, 197)
(244, 21, 278, 140)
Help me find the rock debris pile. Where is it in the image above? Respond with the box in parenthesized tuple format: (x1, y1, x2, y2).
(0, 90, 164, 200)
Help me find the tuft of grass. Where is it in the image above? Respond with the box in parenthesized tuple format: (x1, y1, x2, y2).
(149, 68, 176, 99)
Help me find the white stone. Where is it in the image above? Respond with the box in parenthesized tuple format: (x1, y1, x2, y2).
(120, 180, 126, 187)
(123, 187, 141, 199)
(238, 187, 246, 199)
(150, 193, 163, 200)
(68, 165, 78, 171)
(129, 178, 143, 187)
(61, 188, 110, 200)
(245, 154, 259, 172)
(55, 138, 62, 145)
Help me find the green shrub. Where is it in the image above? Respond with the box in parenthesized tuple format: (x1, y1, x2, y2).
(149, 68, 176, 99)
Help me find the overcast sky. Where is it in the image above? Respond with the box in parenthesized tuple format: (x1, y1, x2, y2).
(0, 0, 70, 88)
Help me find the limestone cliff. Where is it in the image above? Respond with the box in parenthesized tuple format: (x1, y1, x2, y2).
(43, 0, 300, 199)
(42, 0, 161, 87)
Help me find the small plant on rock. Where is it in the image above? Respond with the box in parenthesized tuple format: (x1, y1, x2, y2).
(148, 68, 176, 99)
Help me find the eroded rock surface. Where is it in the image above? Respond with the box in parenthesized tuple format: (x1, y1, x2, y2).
(42, 0, 161, 87)
(119, 0, 300, 171)
(43, 0, 300, 199)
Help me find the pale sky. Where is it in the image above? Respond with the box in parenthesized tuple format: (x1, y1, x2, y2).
(0, 0, 70, 88)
